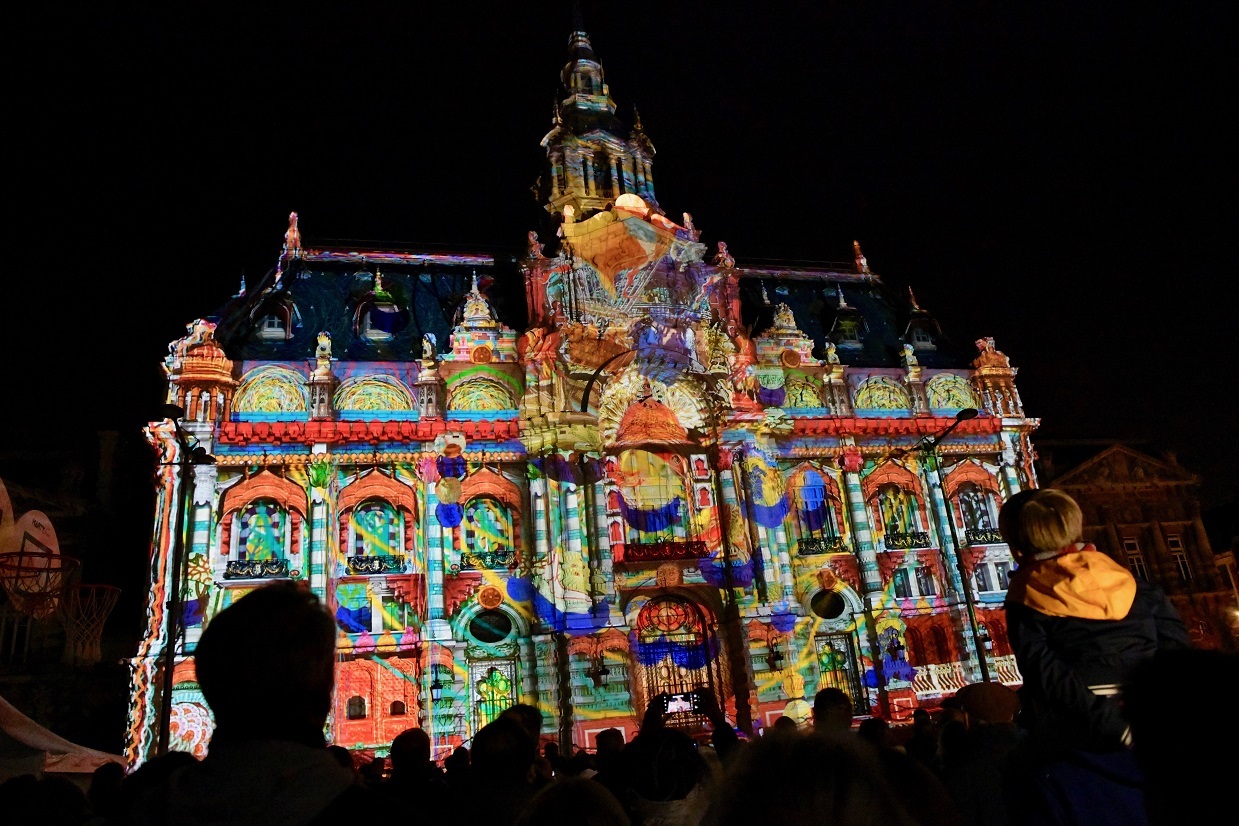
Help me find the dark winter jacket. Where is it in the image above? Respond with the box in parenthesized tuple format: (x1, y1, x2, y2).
(1004, 543, 1190, 752)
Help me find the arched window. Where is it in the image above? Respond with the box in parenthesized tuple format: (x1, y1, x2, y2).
(390, 701, 407, 716)
(346, 696, 367, 720)
(956, 483, 996, 532)
(787, 468, 843, 554)
(463, 497, 516, 569)
(238, 499, 286, 560)
(875, 485, 919, 536)
(351, 500, 400, 557)
(906, 628, 927, 664)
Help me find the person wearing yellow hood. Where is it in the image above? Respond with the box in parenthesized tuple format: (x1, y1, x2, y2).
(998, 488, 1190, 826)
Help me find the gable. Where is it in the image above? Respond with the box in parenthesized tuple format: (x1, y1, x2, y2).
(1053, 445, 1197, 489)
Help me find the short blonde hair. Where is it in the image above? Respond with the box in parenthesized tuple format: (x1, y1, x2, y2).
(998, 488, 1083, 559)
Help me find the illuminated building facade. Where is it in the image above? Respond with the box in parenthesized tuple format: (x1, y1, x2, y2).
(126, 27, 1040, 765)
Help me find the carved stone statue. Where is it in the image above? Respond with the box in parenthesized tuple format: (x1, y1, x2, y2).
(316, 331, 332, 360)
(714, 241, 735, 269)
(526, 230, 545, 259)
(422, 333, 437, 361)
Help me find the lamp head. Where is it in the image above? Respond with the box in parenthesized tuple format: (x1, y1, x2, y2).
(956, 408, 979, 422)
(191, 446, 217, 465)
(161, 403, 187, 421)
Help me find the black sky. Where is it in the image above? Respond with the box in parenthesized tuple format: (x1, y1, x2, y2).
(5, 2, 1236, 527)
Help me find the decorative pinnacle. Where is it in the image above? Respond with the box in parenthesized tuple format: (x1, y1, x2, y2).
(836, 284, 851, 309)
(908, 286, 921, 310)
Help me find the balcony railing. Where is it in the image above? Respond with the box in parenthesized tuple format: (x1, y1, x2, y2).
(964, 528, 1004, 546)
(459, 547, 516, 571)
(883, 531, 932, 550)
(621, 540, 708, 564)
(911, 661, 969, 695)
(224, 559, 290, 580)
(346, 554, 408, 575)
(798, 536, 847, 555)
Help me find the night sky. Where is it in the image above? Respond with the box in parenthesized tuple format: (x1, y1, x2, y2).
(5, 2, 1236, 539)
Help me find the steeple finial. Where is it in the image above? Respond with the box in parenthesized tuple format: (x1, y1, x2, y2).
(852, 240, 869, 274)
(234, 272, 247, 298)
(633, 105, 643, 132)
(836, 284, 851, 310)
(284, 212, 301, 256)
(908, 286, 921, 311)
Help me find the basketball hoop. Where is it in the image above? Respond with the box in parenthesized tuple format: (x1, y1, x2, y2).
(0, 549, 80, 620)
(61, 583, 121, 666)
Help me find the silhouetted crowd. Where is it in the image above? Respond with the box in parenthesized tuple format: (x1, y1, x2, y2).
(5, 488, 1238, 826)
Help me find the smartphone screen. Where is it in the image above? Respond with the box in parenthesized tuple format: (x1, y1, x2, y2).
(666, 692, 695, 713)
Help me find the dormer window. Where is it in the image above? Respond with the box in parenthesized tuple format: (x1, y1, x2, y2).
(255, 297, 297, 342)
(835, 319, 863, 347)
(258, 314, 286, 340)
(910, 326, 936, 350)
(362, 308, 396, 341)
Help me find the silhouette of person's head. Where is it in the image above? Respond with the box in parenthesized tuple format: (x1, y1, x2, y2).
(471, 715, 536, 785)
(857, 716, 895, 750)
(443, 745, 470, 786)
(596, 727, 625, 759)
(515, 776, 630, 826)
(500, 703, 544, 740)
(327, 745, 355, 770)
(702, 730, 918, 826)
(812, 687, 853, 735)
(771, 715, 799, 733)
(389, 727, 433, 779)
(195, 581, 337, 742)
(88, 760, 127, 819)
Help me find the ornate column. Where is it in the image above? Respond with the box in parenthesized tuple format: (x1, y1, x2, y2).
(838, 444, 881, 595)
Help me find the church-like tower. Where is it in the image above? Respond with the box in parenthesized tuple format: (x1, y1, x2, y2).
(541, 29, 657, 222)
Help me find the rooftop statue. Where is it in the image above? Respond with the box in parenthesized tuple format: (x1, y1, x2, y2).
(526, 230, 545, 259)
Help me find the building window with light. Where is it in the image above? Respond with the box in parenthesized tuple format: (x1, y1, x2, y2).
(351, 500, 401, 557)
(463, 497, 516, 569)
(1123, 537, 1149, 580)
(236, 499, 286, 560)
(957, 484, 996, 531)
(1173, 551, 1192, 582)
(872, 484, 928, 549)
(995, 561, 1011, 590)
(891, 563, 937, 599)
(788, 468, 843, 554)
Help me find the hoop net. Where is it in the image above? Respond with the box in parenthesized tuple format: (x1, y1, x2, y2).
(61, 583, 121, 666)
(0, 550, 80, 620)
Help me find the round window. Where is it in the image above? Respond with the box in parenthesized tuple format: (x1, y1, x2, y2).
(469, 609, 512, 643)
(810, 590, 846, 620)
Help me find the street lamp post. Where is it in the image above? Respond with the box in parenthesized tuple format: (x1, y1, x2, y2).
(156, 404, 215, 756)
(903, 408, 992, 684)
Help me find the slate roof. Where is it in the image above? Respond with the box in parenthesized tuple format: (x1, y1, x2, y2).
(737, 266, 970, 368)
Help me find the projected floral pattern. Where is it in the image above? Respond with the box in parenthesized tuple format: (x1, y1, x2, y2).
(232, 366, 308, 413)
